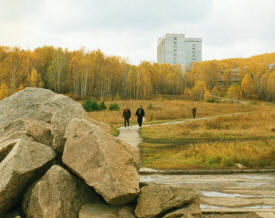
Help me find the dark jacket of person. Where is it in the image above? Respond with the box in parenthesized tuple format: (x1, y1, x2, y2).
(135, 108, 145, 118)
(192, 107, 197, 117)
(123, 109, 131, 119)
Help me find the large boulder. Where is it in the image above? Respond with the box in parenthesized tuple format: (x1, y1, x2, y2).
(0, 118, 53, 163)
(62, 118, 140, 205)
(87, 117, 112, 135)
(79, 203, 135, 218)
(135, 183, 200, 218)
(0, 135, 56, 215)
(23, 165, 101, 218)
(0, 87, 86, 154)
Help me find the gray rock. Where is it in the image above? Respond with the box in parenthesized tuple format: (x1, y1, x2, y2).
(62, 118, 140, 205)
(135, 183, 199, 218)
(23, 165, 101, 218)
(0, 87, 86, 154)
(0, 135, 56, 215)
(0, 136, 19, 163)
(87, 116, 112, 135)
(0, 118, 53, 162)
(79, 203, 135, 218)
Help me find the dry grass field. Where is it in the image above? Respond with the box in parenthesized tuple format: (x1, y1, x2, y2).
(87, 99, 259, 127)
(140, 107, 275, 169)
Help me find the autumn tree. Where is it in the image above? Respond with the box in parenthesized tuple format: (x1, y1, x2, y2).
(46, 48, 69, 93)
(0, 46, 274, 101)
(183, 87, 193, 100)
(28, 68, 41, 87)
(227, 85, 241, 101)
(241, 74, 256, 98)
(32, 46, 54, 88)
(192, 81, 206, 101)
(266, 72, 275, 100)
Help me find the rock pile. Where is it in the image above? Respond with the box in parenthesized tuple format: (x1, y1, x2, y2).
(0, 88, 201, 218)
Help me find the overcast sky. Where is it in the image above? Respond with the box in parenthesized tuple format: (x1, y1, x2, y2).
(0, 0, 274, 64)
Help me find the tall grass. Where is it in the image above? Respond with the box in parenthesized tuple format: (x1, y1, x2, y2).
(140, 139, 275, 170)
(87, 99, 258, 126)
(141, 109, 275, 140)
(139, 106, 275, 170)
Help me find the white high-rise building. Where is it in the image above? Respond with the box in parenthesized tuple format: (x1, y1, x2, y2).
(157, 34, 202, 69)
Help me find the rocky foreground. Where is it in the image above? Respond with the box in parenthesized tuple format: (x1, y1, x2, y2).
(0, 88, 201, 218)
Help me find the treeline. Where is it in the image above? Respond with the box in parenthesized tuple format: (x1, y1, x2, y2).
(0, 46, 275, 101)
(0, 46, 185, 100)
(187, 53, 275, 101)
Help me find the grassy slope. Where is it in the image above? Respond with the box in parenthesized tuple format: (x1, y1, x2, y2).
(140, 107, 275, 169)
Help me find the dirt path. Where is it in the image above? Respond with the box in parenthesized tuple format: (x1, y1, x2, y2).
(118, 112, 246, 148)
(117, 125, 142, 147)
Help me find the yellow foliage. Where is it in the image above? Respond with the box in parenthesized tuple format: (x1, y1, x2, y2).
(241, 74, 256, 98)
(227, 85, 240, 100)
(183, 87, 193, 100)
(192, 81, 206, 101)
(0, 45, 275, 101)
(0, 83, 9, 100)
(17, 84, 24, 91)
(29, 68, 40, 87)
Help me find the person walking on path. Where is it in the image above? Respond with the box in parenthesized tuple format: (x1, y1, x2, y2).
(122, 107, 131, 128)
(135, 105, 145, 128)
(192, 107, 197, 119)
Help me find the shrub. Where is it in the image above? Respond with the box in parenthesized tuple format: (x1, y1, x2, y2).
(224, 158, 233, 167)
(206, 98, 215, 103)
(99, 101, 107, 110)
(82, 99, 99, 112)
(82, 99, 92, 111)
(147, 103, 153, 110)
(109, 103, 120, 111)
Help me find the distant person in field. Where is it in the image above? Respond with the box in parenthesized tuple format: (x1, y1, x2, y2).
(192, 107, 197, 119)
(122, 106, 131, 128)
(135, 105, 145, 128)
